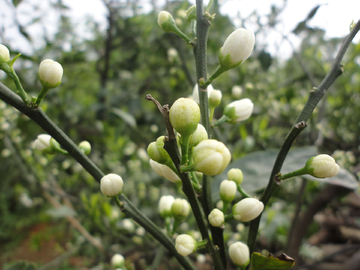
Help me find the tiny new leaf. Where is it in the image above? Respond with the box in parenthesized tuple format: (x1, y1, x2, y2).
(251, 251, 295, 270)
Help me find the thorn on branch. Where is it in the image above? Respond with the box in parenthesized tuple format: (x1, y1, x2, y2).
(295, 121, 307, 129)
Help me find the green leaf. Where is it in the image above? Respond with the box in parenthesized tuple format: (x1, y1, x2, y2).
(250, 252, 295, 270)
(213, 146, 358, 200)
(111, 108, 137, 128)
(6, 260, 37, 270)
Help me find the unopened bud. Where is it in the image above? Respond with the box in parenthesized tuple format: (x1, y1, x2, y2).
(158, 195, 175, 218)
(220, 180, 236, 202)
(227, 168, 243, 185)
(39, 59, 63, 88)
(229, 242, 250, 267)
(171, 198, 190, 219)
(0, 44, 10, 63)
(232, 198, 264, 222)
(209, 89, 222, 108)
(175, 234, 197, 256)
(100, 173, 124, 197)
(208, 208, 224, 227)
(305, 154, 340, 178)
(224, 98, 254, 124)
(79, 141, 91, 155)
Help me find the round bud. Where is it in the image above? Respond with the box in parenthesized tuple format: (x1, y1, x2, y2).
(0, 44, 10, 63)
(175, 234, 197, 256)
(219, 180, 237, 202)
(227, 168, 244, 185)
(305, 154, 340, 178)
(39, 59, 63, 88)
(229, 242, 250, 267)
(100, 173, 124, 197)
(208, 208, 224, 227)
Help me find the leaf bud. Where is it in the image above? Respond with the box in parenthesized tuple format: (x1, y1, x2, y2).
(229, 242, 250, 267)
(100, 173, 124, 197)
(227, 168, 243, 185)
(305, 154, 340, 178)
(158, 195, 175, 218)
(175, 234, 197, 256)
(39, 59, 63, 89)
(208, 208, 224, 227)
(169, 98, 200, 137)
(79, 141, 91, 155)
(219, 28, 255, 69)
(219, 179, 237, 202)
(171, 198, 190, 220)
(0, 44, 10, 63)
(232, 198, 264, 222)
(193, 139, 231, 176)
(224, 98, 253, 124)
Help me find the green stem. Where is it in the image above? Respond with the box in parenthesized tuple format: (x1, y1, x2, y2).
(165, 217, 172, 235)
(213, 115, 228, 126)
(180, 163, 195, 173)
(203, 65, 228, 88)
(279, 167, 307, 180)
(209, 106, 215, 122)
(246, 19, 360, 259)
(224, 213, 233, 222)
(237, 184, 252, 199)
(172, 218, 182, 235)
(197, 239, 208, 249)
(0, 81, 196, 270)
(222, 200, 229, 214)
(36, 86, 51, 107)
(172, 25, 193, 45)
(181, 135, 191, 165)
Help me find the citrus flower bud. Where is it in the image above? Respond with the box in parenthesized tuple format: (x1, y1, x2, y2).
(39, 59, 63, 88)
(305, 154, 340, 178)
(171, 198, 190, 219)
(158, 195, 175, 218)
(192, 84, 214, 104)
(111, 254, 125, 268)
(208, 208, 224, 227)
(175, 234, 197, 256)
(227, 168, 243, 185)
(158, 11, 176, 32)
(79, 141, 91, 155)
(193, 139, 231, 176)
(232, 198, 264, 222)
(229, 242, 250, 267)
(232, 85, 243, 98)
(0, 44, 10, 63)
(219, 28, 255, 69)
(169, 98, 200, 137)
(34, 134, 52, 152)
(149, 159, 181, 183)
(224, 98, 254, 124)
(209, 89, 222, 108)
(220, 180, 237, 202)
(189, 124, 208, 148)
(147, 136, 171, 164)
(100, 173, 124, 197)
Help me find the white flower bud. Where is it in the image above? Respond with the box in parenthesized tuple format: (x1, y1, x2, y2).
(232, 85, 243, 98)
(305, 154, 340, 178)
(39, 59, 63, 88)
(224, 98, 254, 124)
(0, 44, 10, 63)
(220, 180, 237, 202)
(111, 254, 125, 268)
(209, 89, 222, 107)
(192, 84, 214, 104)
(208, 208, 224, 227)
(227, 168, 243, 185)
(169, 98, 200, 137)
(175, 234, 197, 256)
(189, 124, 208, 148)
(229, 242, 250, 267)
(149, 159, 181, 183)
(100, 173, 124, 197)
(158, 195, 175, 218)
(79, 141, 91, 155)
(34, 134, 52, 152)
(232, 198, 264, 222)
(171, 198, 190, 219)
(219, 28, 255, 69)
(147, 136, 171, 164)
(193, 139, 231, 176)
(158, 11, 176, 32)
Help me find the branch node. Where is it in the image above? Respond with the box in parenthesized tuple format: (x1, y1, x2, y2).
(295, 121, 307, 129)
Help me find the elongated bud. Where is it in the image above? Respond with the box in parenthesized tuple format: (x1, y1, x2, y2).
(175, 234, 197, 256)
(193, 139, 231, 176)
(305, 154, 340, 178)
(208, 208, 224, 227)
(227, 168, 243, 185)
(0, 44, 10, 63)
(171, 198, 190, 219)
(111, 254, 125, 268)
(79, 141, 91, 155)
(158, 11, 176, 32)
(100, 173, 124, 197)
(34, 134, 52, 152)
(39, 59, 63, 89)
(169, 98, 200, 137)
(219, 28, 255, 69)
(158, 195, 175, 218)
(223, 98, 254, 124)
(229, 242, 250, 267)
(189, 124, 208, 148)
(149, 159, 181, 183)
(232, 198, 264, 222)
(220, 180, 237, 202)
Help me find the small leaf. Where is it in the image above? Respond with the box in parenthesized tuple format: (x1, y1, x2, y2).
(251, 252, 294, 270)
(305, 5, 321, 21)
(112, 108, 137, 128)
